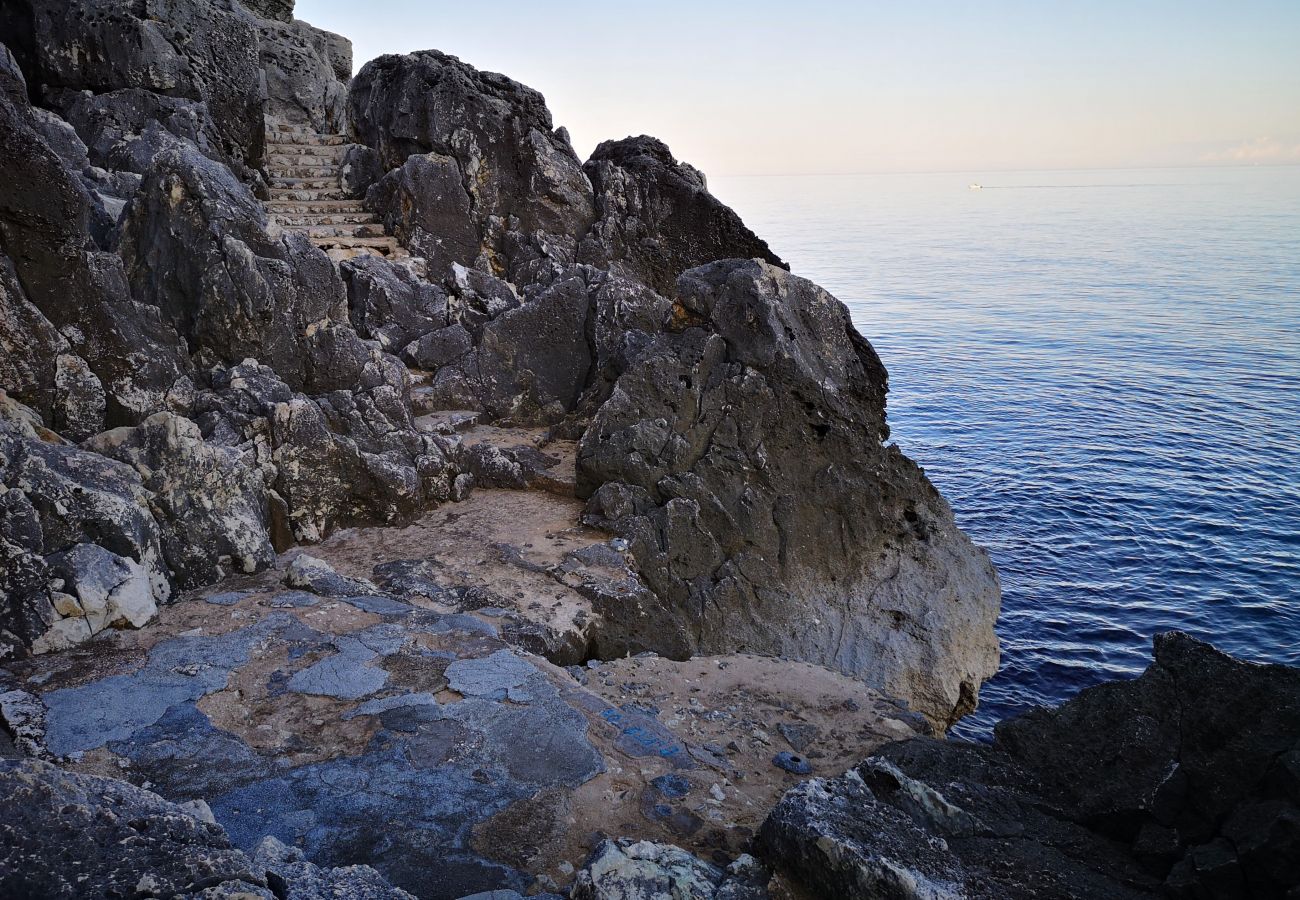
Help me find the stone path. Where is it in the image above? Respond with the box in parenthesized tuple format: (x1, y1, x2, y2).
(263, 119, 410, 264)
(1, 479, 926, 899)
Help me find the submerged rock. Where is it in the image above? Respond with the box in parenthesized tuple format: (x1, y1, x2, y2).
(758, 633, 1300, 899)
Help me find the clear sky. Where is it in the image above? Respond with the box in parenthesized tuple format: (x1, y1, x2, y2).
(296, 0, 1300, 177)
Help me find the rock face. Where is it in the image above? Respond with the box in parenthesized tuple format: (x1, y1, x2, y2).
(257, 15, 352, 133)
(349, 50, 595, 282)
(580, 136, 788, 296)
(571, 840, 768, 900)
(0, 759, 414, 899)
(758, 633, 1300, 900)
(577, 260, 1001, 729)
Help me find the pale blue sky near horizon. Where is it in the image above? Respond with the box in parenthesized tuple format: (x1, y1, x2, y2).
(295, 0, 1300, 178)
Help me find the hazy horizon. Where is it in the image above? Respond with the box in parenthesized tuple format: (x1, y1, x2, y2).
(296, 0, 1300, 178)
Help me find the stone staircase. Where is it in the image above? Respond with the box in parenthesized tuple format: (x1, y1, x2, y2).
(263, 120, 411, 264)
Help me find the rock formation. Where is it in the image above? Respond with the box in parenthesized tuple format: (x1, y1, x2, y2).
(0, 0, 1028, 895)
(758, 632, 1300, 899)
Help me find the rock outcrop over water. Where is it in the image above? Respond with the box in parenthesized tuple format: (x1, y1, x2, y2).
(0, 0, 1019, 895)
(759, 632, 1300, 899)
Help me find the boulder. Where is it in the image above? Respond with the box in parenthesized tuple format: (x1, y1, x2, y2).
(258, 17, 352, 132)
(240, 0, 295, 22)
(580, 136, 787, 296)
(85, 413, 276, 589)
(758, 633, 1300, 900)
(51, 353, 106, 442)
(0, 79, 190, 426)
(0, 0, 266, 169)
(571, 840, 769, 900)
(120, 144, 368, 394)
(0, 759, 414, 899)
(342, 254, 450, 352)
(578, 260, 1000, 730)
(0, 417, 171, 657)
(0, 251, 67, 424)
(348, 50, 595, 282)
(368, 153, 481, 277)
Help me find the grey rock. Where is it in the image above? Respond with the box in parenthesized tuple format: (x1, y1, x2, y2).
(579, 136, 787, 296)
(341, 142, 384, 199)
(342, 254, 450, 352)
(239, 0, 294, 22)
(85, 413, 275, 589)
(0, 690, 47, 758)
(56, 87, 213, 175)
(51, 354, 105, 442)
(258, 16, 351, 133)
(404, 324, 473, 370)
(0, 758, 415, 899)
(758, 633, 1300, 900)
(578, 260, 1001, 730)
(0, 252, 69, 424)
(772, 752, 813, 776)
(1, 0, 267, 170)
(285, 553, 379, 597)
(368, 153, 480, 277)
(572, 839, 769, 900)
(349, 50, 595, 282)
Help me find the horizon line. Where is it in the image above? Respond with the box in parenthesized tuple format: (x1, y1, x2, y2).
(708, 161, 1300, 179)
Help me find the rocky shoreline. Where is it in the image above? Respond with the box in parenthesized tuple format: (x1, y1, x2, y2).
(0, 1, 1295, 898)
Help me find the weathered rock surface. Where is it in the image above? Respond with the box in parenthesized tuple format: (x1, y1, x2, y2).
(578, 259, 1000, 729)
(572, 840, 768, 900)
(349, 50, 595, 282)
(257, 15, 351, 133)
(759, 633, 1300, 899)
(0, 0, 267, 170)
(0, 759, 414, 899)
(580, 136, 788, 296)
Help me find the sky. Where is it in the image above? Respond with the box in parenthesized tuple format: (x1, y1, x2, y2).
(296, 0, 1300, 177)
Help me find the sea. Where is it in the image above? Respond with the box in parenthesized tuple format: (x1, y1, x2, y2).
(712, 166, 1300, 739)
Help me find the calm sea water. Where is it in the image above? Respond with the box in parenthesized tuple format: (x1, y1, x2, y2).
(712, 166, 1300, 739)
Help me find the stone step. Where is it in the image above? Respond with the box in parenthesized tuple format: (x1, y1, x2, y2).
(265, 199, 368, 213)
(311, 236, 404, 250)
(266, 133, 349, 147)
(272, 176, 342, 188)
(324, 246, 411, 264)
(270, 212, 379, 227)
(299, 223, 387, 239)
(269, 187, 352, 201)
(266, 146, 348, 161)
(270, 165, 345, 180)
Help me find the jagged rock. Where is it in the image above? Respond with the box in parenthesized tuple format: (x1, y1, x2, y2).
(579, 136, 787, 296)
(240, 0, 294, 23)
(578, 260, 1000, 730)
(284, 553, 378, 597)
(0, 250, 68, 423)
(257, 16, 351, 132)
(0, 690, 48, 758)
(0, 72, 190, 426)
(51, 353, 105, 442)
(0, 0, 267, 169)
(368, 153, 480, 276)
(0, 759, 414, 899)
(85, 412, 275, 589)
(405, 325, 473, 371)
(120, 144, 369, 394)
(342, 143, 384, 199)
(348, 50, 595, 281)
(194, 359, 457, 544)
(342, 254, 450, 352)
(571, 840, 769, 900)
(759, 633, 1300, 900)
(56, 87, 212, 176)
(0, 417, 171, 656)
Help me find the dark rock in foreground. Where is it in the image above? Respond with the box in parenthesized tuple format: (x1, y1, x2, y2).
(758, 632, 1300, 899)
(0, 758, 413, 899)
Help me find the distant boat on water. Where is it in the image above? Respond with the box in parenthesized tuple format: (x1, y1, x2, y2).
(969, 183, 983, 190)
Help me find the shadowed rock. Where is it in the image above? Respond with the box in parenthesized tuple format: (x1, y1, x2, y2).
(578, 259, 1000, 729)
(580, 136, 788, 296)
(759, 633, 1300, 899)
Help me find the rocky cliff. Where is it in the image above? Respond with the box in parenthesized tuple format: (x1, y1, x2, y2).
(0, 0, 1014, 896)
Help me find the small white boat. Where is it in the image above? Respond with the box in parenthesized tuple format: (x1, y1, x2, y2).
(969, 183, 983, 190)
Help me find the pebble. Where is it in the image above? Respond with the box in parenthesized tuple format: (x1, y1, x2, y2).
(773, 751, 813, 775)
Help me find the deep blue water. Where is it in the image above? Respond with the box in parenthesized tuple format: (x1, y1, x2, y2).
(712, 166, 1300, 738)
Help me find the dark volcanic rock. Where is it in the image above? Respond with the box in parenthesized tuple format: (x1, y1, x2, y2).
(120, 144, 366, 394)
(0, 75, 190, 426)
(368, 152, 481, 277)
(0, 0, 267, 169)
(240, 0, 295, 22)
(341, 254, 450, 352)
(257, 15, 351, 133)
(0, 759, 414, 899)
(759, 633, 1300, 900)
(348, 50, 595, 282)
(85, 413, 276, 589)
(579, 136, 788, 296)
(577, 259, 1000, 729)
